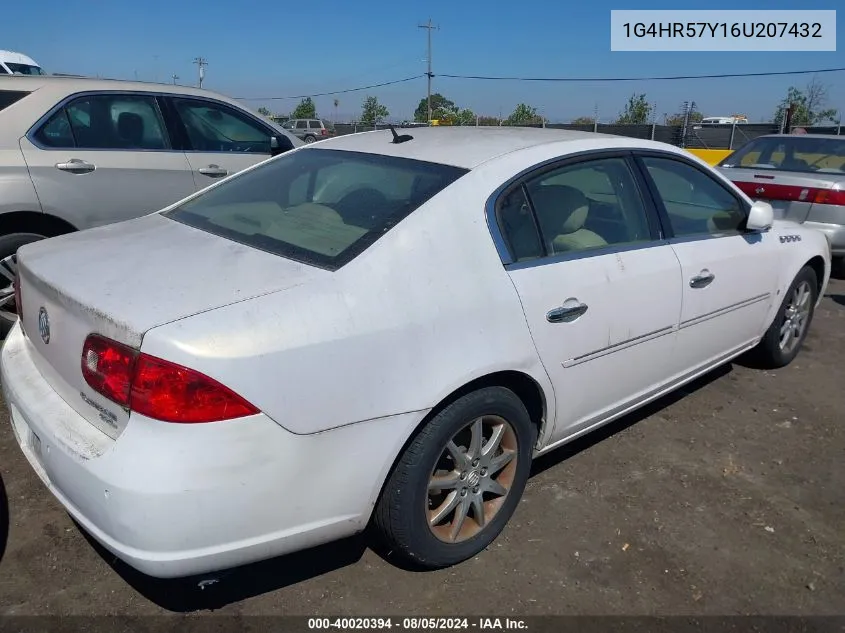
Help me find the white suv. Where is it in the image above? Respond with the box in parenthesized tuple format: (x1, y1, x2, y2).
(0, 76, 300, 331)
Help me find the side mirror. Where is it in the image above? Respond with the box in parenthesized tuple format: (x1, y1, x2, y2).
(746, 200, 774, 232)
(270, 134, 294, 157)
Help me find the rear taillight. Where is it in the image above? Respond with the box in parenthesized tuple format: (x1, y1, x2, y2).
(320, 128, 328, 135)
(81, 334, 259, 423)
(733, 181, 845, 206)
(813, 188, 845, 206)
(131, 354, 258, 423)
(82, 335, 136, 406)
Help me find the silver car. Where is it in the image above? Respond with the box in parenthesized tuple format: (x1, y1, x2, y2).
(281, 118, 336, 143)
(0, 76, 301, 330)
(716, 134, 844, 271)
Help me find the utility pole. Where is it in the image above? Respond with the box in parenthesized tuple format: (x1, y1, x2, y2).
(193, 57, 208, 89)
(418, 19, 438, 124)
(172, 74, 179, 85)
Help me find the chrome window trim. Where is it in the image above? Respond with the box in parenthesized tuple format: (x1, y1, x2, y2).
(504, 239, 670, 272)
(484, 148, 667, 269)
(25, 90, 278, 154)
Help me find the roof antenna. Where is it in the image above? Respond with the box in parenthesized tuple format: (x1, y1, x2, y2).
(389, 125, 414, 144)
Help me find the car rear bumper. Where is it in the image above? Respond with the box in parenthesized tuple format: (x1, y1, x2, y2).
(1, 323, 422, 578)
(803, 221, 845, 257)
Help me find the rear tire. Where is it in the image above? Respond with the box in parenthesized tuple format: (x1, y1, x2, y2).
(752, 265, 818, 369)
(0, 232, 47, 337)
(373, 386, 535, 569)
(304, 135, 316, 144)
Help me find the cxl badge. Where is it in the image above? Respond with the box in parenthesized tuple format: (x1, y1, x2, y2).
(38, 307, 50, 344)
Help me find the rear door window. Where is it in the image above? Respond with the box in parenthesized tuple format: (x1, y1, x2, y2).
(165, 148, 468, 270)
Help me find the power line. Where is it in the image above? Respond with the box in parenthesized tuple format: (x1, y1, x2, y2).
(235, 75, 425, 101)
(438, 66, 845, 82)
(232, 66, 845, 103)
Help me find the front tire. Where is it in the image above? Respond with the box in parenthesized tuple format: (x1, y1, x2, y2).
(753, 265, 818, 368)
(373, 386, 535, 569)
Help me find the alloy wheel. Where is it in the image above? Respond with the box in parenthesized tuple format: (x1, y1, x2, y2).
(426, 415, 518, 543)
(0, 254, 17, 327)
(779, 280, 812, 354)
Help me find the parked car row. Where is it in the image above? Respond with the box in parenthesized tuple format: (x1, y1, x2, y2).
(0, 75, 302, 332)
(0, 105, 832, 581)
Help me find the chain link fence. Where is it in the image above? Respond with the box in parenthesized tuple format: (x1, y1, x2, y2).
(327, 120, 841, 150)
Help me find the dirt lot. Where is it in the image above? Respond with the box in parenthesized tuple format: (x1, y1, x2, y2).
(0, 280, 843, 617)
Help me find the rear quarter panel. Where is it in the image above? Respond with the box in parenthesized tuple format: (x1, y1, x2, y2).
(139, 168, 553, 436)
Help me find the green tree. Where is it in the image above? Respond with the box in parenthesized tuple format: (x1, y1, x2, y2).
(506, 103, 542, 126)
(572, 116, 596, 125)
(291, 97, 317, 119)
(414, 93, 457, 122)
(774, 78, 838, 127)
(360, 95, 389, 125)
(665, 110, 703, 126)
(256, 106, 273, 117)
(454, 108, 476, 126)
(615, 94, 653, 125)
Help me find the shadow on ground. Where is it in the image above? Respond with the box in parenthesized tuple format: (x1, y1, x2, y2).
(74, 363, 733, 612)
(825, 293, 845, 308)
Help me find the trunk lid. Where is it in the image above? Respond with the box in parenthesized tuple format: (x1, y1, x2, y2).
(717, 166, 844, 224)
(16, 213, 325, 439)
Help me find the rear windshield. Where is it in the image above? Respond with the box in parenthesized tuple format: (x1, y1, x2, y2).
(721, 136, 845, 174)
(165, 148, 468, 270)
(0, 90, 30, 111)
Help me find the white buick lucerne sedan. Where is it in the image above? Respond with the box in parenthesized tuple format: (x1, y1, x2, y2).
(0, 127, 831, 579)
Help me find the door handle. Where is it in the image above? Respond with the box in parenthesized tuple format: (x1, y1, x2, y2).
(689, 270, 715, 288)
(198, 164, 228, 178)
(546, 301, 588, 323)
(55, 158, 95, 174)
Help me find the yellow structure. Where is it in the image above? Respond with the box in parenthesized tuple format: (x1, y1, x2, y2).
(685, 148, 734, 165)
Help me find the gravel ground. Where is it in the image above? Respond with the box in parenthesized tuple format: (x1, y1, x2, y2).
(0, 280, 843, 617)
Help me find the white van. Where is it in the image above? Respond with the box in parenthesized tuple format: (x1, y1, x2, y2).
(698, 115, 748, 126)
(0, 50, 44, 76)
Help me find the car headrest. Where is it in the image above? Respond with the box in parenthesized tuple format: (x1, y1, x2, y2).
(117, 112, 144, 144)
(530, 185, 589, 234)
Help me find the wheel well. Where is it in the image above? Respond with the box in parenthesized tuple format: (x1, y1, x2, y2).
(0, 211, 78, 239)
(368, 371, 548, 525)
(805, 255, 826, 297)
(430, 371, 547, 436)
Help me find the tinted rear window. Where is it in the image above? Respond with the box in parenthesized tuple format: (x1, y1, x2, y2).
(164, 148, 468, 270)
(6, 63, 44, 75)
(0, 90, 30, 111)
(721, 136, 845, 174)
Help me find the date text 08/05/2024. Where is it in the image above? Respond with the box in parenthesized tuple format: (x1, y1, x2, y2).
(307, 618, 529, 630)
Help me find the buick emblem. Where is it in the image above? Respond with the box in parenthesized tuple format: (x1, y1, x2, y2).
(38, 307, 50, 344)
